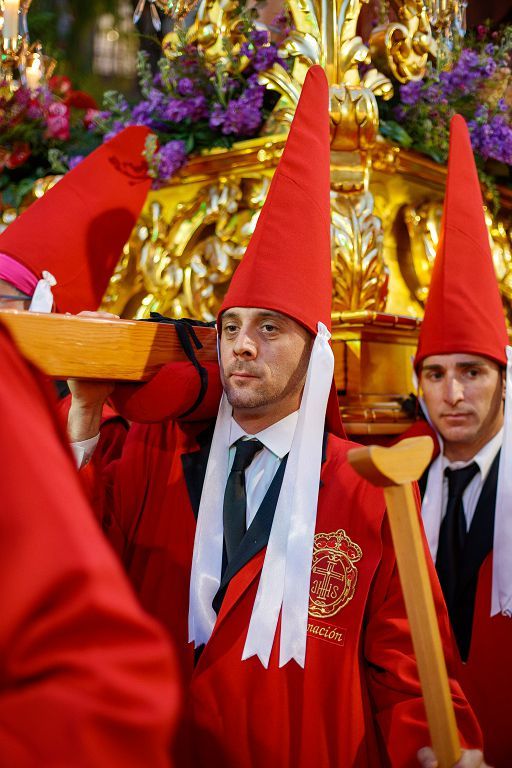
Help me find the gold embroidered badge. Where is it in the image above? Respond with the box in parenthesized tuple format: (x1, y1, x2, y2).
(309, 529, 362, 618)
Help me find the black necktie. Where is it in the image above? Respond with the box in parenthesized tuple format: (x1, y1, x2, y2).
(223, 438, 264, 563)
(436, 462, 479, 614)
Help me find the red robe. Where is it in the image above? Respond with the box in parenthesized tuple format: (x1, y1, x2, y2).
(0, 327, 179, 767)
(91, 414, 482, 768)
(57, 393, 129, 465)
(399, 420, 512, 767)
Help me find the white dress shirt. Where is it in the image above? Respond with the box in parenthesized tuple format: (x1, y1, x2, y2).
(72, 413, 299, 525)
(229, 411, 298, 527)
(434, 427, 503, 532)
(71, 433, 100, 469)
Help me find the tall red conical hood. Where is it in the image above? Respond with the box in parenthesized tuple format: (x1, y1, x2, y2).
(219, 65, 332, 335)
(218, 65, 344, 437)
(0, 126, 151, 314)
(415, 114, 508, 369)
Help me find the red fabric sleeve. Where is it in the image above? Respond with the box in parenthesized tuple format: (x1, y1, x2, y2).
(364, 514, 482, 767)
(111, 361, 222, 423)
(0, 328, 179, 767)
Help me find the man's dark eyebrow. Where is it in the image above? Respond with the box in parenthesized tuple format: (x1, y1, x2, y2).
(221, 311, 240, 322)
(221, 309, 287, 322)
(254, 310, 287, 321)
(421, 361, 486, 372)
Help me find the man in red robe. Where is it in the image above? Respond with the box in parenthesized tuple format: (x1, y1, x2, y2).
(0, 322, 180, 766)
(404, 115, 512, 768)
(68, 68, 485, 767)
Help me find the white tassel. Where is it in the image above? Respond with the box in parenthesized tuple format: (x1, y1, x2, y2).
(29, 271, 56, 313)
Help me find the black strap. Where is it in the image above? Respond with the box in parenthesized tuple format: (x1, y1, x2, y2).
(146, 313, 216, 418)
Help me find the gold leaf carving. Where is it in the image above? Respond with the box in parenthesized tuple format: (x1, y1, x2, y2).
(369, 0, 435, 84)
(399, 201, 512, 321)
(331, 191, 388, 311)
(101, 176, 270, 321)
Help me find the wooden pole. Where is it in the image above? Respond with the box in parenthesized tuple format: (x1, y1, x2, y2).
(0, 309, 217, 381)
(348, 437, 461, 768)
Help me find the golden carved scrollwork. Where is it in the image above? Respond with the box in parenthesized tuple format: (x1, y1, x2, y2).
(369, 1, 435, 84)
(101, 176, 269, 321)
(164, 0, 247, 65)
(259, 0, 393, 141)
(487, 213, 512, 325)
(398, 201, 512, 320)
(399, 201, 442, 304)
(331, 191, 388, 312)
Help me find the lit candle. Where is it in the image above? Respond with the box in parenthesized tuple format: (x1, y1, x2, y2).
(25, 59, 41, 90)
(3, 0, 20, 39)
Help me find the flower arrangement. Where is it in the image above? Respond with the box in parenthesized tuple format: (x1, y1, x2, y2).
(0, 76, 101, 208)
(379, 24, 512, 195)
(94, 10, 291, 188)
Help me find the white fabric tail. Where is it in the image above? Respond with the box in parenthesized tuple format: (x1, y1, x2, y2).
(492, 345, 512, 618)
(242, 322, 334, 668)
(188, 393, 232, 646)
(29, 270, 56, 313)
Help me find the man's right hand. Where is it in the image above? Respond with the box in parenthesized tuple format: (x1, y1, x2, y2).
(67, 312, 119, 442)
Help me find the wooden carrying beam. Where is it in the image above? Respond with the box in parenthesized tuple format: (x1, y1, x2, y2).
(0, 310, 218, 381)
(348, 437, 462, 768)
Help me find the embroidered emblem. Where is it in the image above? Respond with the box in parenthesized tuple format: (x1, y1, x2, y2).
(309, 529, 362, 618)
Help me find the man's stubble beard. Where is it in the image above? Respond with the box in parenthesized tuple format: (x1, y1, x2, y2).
(224, 379, 283, 410)
(222, 341, 312, 412)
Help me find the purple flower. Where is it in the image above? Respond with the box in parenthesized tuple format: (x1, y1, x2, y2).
(155, 139, 187, 184)
(475, 104, 488, 120)
(484, 58, 497, 77)
(68, 155, 84, 170)
(271, 11, 291, 37)
(95, 110, 112, 122)
(250, 29, 270, 48)
(400, 80, 422, 106)
(164, 94, 208, 122)
(458, 50, 479, 69)
(425, 85, 441, 103)
(470, 114, 512, 165)
(252, 45, 279, 72)
(211, 83, 265, 136)
(209, 103, 225, 129)
(177, 77, 195, 96)
(131, 100, 156, 126)
(103, 120, 127, 142)
(240, 42, 252, 58)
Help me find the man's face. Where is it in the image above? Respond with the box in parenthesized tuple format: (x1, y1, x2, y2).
(419, 353, 505, 460)
(219, 307, 312, 425)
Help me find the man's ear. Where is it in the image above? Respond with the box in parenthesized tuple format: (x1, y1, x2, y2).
(502, 367, 507, 402)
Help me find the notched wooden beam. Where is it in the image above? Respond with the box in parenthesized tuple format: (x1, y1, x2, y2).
(0, 310, 218, 381)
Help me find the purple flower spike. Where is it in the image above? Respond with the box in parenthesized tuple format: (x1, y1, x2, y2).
(156, 140, 187, 185)
(177, 77, 195, 96)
